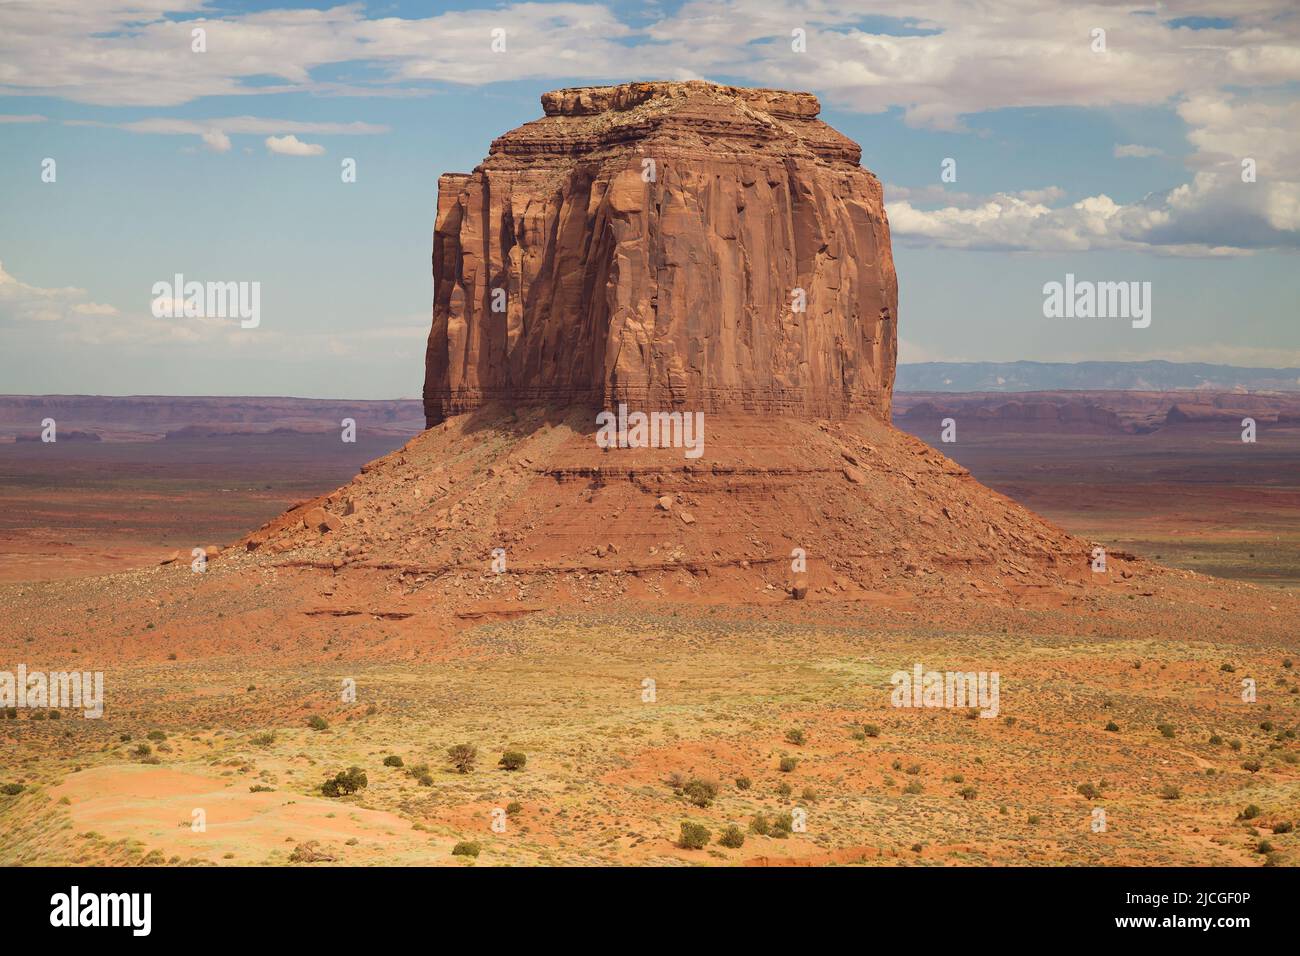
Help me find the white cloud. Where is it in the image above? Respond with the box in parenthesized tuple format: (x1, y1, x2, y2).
(0, 0, 1296, 129)
(0, 260, 119, 323)
(1114, 144, 1163, 158)
(201, 129, 231, 152)
(265, 134, 325, 156)
(0, 113, 47, 123)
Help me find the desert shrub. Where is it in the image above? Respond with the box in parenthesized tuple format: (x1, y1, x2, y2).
(778, 756, 797, 773)
(1159, 784, 1181, 800)
(904, 780, 924, 795)
(1220, 663, 1236, 672)
(770, 812, 794, 837)
(1284, 659, 1293, 669)
(383, 755, 404, 768)
(1077, 782, 1099, 800)
(132, 743, 152, 759)
(48, 710, 61, 720)
(718, 825, 745, 848)
(905, 763, 921, 776)
(1, 783, 23, 796)
(1273, 821, 1293, 834)
(800, 787, 818, 803)
(1209, 734, 1223, 745)
(1260, 721, 1275, 731)
(1105, 721, 1120, 732)
(3, 707, 16, 719)
(1229, 739, 1243, 751)
(776, 782, 792, 799)
(748, 813, 771, 836)
(416, 773, 434, 787)
(1257, 841, 1274, 854)
(147, 730, 167, 742)
(321, 766, 367, 797)
(665, 771, 688, 791)
(446, 744, 477, 774)
(251, 732, 276, 746)
(506, 801, 523, 815)
(31, 710, 45, 721)
(1027, 814, 1041, 825)
(678, 821, 710, 850)
(682, 779, 718, 808)
(785, 728, 806, 746)
(959, 786, 978, 801)
(452, 841, 481, 858)
(863, 724, 881, 738)
(307, 715, 329, 731)
(734, 775, 751, 790)
(1242, 760, 1262, 773)
(949, 774, 965, 784)
(1157, 723, 1176, 739)
(249, 784, 274, 793)
(498, 751, 527, 771)
(1238, 804, 1261, 820)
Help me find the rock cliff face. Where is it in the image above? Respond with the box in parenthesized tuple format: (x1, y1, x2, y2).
(424, 81, 897, 427)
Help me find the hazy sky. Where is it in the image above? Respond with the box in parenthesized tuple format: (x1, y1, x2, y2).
(1, 0, 1297, 398)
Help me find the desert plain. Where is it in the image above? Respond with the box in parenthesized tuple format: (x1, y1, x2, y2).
(1, 393, 1297, 867)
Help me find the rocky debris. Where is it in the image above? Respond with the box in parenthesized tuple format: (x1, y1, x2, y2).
(424, 80, 897, 427)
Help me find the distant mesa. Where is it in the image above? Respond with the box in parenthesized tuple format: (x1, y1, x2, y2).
(424, 80, 897, 427)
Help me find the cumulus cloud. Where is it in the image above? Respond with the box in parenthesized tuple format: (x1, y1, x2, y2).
(265, 134, 325, 156)
(0, 0, 1297, 127)
(201, 128, 231, 152)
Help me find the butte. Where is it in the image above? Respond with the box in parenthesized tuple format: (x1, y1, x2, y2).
(237, 82, 1156, 623)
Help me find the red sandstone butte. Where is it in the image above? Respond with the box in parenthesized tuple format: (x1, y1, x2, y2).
(424, 81, 898, 427)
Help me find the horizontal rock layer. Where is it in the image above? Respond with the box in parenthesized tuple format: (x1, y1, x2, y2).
(424, 81, 897, 426)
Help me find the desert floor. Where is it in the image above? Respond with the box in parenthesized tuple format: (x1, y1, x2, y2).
(1, 419, 1296, 866)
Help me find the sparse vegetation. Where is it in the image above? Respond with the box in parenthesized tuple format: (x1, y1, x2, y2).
(678, 821, 710, 850)
(446, 743, 477, 774)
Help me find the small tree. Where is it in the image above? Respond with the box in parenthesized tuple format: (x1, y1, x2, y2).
(498, 751, 527, 771)
(718, 825, 745, 848)
(447, 744, 477, 774)
(678, 821, 710, 850)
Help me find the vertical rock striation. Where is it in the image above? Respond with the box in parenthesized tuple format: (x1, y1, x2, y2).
(424, 80, 897, 427)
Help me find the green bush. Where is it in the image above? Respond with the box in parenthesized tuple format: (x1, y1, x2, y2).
(452, 841, 481, 857)
(748, 813, 771, 836)
(1105, 721, 1120, 732)
(682, 779, 718, 808)
(321, 766, 367, 797)
(1238, 804, 1260, 820)
(1077, 782, 1099, 800)
(958, 786, 978, 801)
(446, 744, 477, 774)
(718, 825, 745, 849)
(1157, 723, 1175, 739)
(307, 715, 329, 731)
(1, 783, 24, 796)
(498, 751, 527, 771)
(383, 755, 404, 767)
(678, 821, 710, 850)
(506, 801, 523, 815)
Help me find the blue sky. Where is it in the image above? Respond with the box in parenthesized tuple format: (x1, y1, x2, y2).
(1, 0, 1297, 398)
